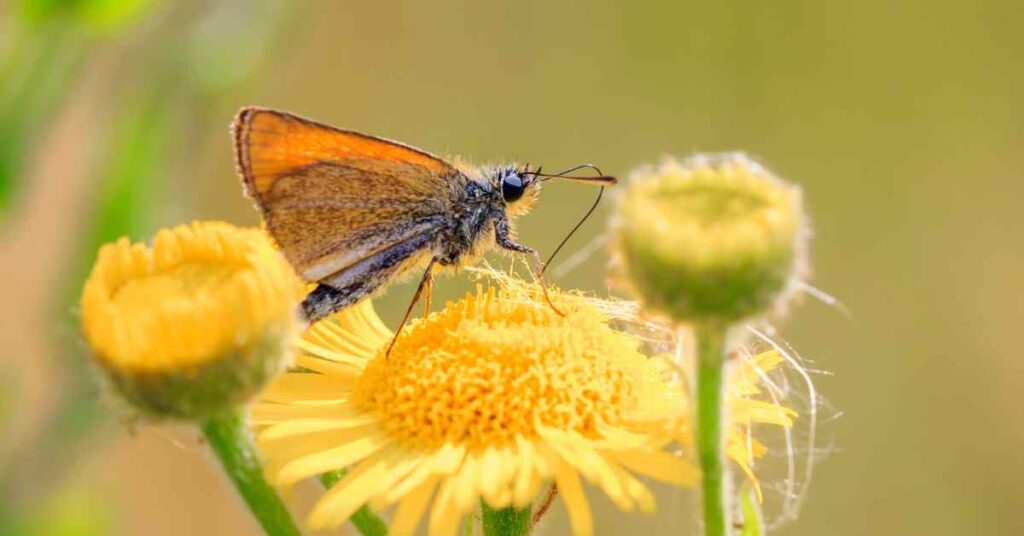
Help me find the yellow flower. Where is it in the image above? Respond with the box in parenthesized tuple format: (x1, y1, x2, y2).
(253, 281, 695, 536)
(80, 221, 304, 419)
(479, 270, 797, 498)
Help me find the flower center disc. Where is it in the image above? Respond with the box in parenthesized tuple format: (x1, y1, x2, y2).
(351, 288, 657, 449)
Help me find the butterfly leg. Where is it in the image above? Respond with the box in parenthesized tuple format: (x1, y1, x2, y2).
(386, 257, 438, 357)
(422, 276, 433, 316)
(495, 217, 566, 317)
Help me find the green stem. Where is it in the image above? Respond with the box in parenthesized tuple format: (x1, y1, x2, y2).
(481, 501, 531, 536)
(320, 470, 389, 536)
(201, 412, 302, 536)
(738, 484, 764, 536)
(695, 323, 731, 536)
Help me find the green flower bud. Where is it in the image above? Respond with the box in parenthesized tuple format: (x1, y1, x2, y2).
(611, 154, 809, 325)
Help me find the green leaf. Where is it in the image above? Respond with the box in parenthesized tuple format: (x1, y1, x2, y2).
(0, 25, 90, 221)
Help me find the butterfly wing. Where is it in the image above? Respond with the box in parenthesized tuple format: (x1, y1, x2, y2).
(233, 107, 463, 282)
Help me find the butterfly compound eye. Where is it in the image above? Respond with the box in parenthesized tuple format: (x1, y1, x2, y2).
(501, 173, 526, 202)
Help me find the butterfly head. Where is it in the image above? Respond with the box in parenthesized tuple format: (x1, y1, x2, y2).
(489, 163, 618, 218)
(488, 165, 542, 218)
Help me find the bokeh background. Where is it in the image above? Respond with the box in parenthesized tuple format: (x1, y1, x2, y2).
(2, 0, 1022, 535)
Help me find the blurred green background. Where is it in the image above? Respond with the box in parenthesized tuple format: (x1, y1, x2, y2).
(2, 0, 1022, 535)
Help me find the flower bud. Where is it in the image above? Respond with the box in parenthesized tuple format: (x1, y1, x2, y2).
(80, 221, 304, 420)
(611, 154, 808, 324)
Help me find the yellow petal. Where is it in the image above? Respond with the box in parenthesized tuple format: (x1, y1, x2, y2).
(552, 453, 592, 536)
(540, 427, 623, 507)
(512, 437, 542, 507)
(271, 432, 390, 486)
(261, 373, 352, 403)
(307, 446, 395, 529)
(250, 402, 354, 423)
(335, 299, 393, 346)
(427, 478, 463, 536)
(452, 452, 479, 511)
(290, 355, 361, 380)
(606, 461, 656, 514)
(390, 477, 438, 536)
(386, 443, 466, 503)
(297, 338, 367, 368)
(261, 427, 375, 470)
(257, 413, 377, 442)
(604, 449, 699, 486)
(479, 445, 515, 507)
(367, 448, 428, 512)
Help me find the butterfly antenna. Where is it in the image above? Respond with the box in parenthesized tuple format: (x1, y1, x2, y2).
(542, 185, 606, 275)
(526, 163, 617, 185)
(538, 163, 604, 177)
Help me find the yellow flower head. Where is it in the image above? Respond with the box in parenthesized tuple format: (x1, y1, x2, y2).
(80, 221, 304, 419)
(254, 279, 695, 536)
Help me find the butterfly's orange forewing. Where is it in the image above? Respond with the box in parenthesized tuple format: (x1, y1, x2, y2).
(232, 108, 463, 282)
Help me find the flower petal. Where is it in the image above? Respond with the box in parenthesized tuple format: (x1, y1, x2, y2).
(427, 478, 463, 536)
(390, 477, 438, 536)
(261, 372, 353, 403)
(604, 449, 699, 486)
(551, 451, 592, 536)
(271, 431, 391, 486)
(307, 446, 397, 529)
(387, 443, 466, 503)
(257, 413, 377, 442)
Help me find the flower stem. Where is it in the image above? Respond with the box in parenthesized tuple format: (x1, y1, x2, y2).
(201, 412, 302, 536)
(321, 470, 389, 536)
(695, 323, 731, 536)
(481, 501, 531, 536)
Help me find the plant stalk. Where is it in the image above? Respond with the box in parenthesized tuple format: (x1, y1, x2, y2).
(481, 501, 531, 536)
(201, 412, 302, 536)
(696, 323, 731, 536)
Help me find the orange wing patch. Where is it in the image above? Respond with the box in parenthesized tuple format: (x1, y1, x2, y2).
(233, 107, 453, 199)
(232, 107, 463, 282)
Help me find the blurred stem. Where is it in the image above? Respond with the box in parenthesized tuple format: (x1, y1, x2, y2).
(41, 82, 172, 472)
(201, 412, 302, 536)
(0, 23, 89, 218)
(696, 323, 731, 536)
(0, 24, 98, 504)
(481, 502, 530, 536)
(320, 470, 389, 536)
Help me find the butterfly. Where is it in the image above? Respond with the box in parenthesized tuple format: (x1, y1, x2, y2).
(232, 107, 615, 332)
